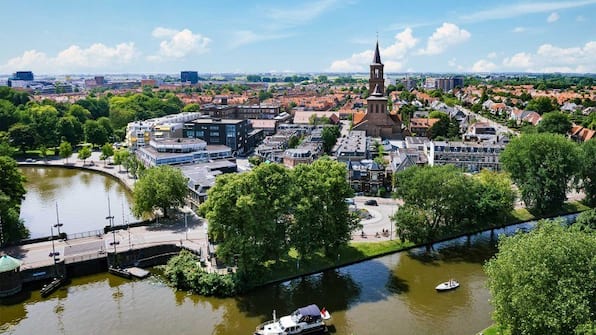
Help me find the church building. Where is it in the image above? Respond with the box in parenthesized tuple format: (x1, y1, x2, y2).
(352, 41, 403, 139)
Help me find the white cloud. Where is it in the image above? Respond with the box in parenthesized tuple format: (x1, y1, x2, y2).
(487, 52, 497, 59)
(149, 27, 210, 60)
(512, 26, 526, 33)
(547, 12, 560, 23)
(328, 28, 418, 72)
(471, 59, 497, 72)
(576, 15, 586, 21)
(229, 30, 291, 49)
(460, 0, 596, 22)
(501, 41, 596, 72)
(417, 23, 470, 55)
(503, 52, 533, 68)
(0, 43, 137, 73)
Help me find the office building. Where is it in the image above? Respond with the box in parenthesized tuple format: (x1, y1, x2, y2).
(181, 71, 199, 84)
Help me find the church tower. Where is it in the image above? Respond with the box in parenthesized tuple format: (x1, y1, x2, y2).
(366, 40, 388, 119)
(352, 39, 402, 139)
(369, 41, 384, 94)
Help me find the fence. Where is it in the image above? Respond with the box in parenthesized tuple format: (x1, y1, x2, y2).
(66, 229, 104, 240)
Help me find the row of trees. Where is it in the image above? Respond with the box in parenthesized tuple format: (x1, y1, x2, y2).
(392, 166, 515, 245)
(199, 158, 357, 282)
(1, 88, 185, 154)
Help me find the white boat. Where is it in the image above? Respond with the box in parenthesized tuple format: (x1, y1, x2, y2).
(254, 304, 331, 335)
(435, 279, 460, 291)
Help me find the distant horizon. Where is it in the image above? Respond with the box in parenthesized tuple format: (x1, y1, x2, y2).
(2, 71, 595, 78)
(1, 1, 595, 75)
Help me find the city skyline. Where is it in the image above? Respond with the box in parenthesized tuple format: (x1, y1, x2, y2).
(1, 0, 595, 75)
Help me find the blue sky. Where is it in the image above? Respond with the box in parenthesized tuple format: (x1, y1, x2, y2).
(1, 0, 595, 75)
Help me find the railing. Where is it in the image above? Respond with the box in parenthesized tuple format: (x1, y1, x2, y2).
(67, 229, 104, 240)
(64, 252, 107, 264)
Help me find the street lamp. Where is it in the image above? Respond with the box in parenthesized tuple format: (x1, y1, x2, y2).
(184, 211, 188, 240)
(49, 225, 60, 276)
(54, 202, 64, 237)
(106, 197, 119, 266)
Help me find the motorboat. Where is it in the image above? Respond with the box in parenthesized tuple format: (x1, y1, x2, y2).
(255, 304, 331, 335)
(435, 279, 459, 291)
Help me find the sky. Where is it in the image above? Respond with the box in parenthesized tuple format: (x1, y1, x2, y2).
(1, 0, 595, 75)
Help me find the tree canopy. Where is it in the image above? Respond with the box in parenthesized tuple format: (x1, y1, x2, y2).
(580, 139, 596, 206)
(484, 220, 595, 334)
(0, 156, 29, 243)
(536, 111, 572, 135)
(500, 133, 581, 213)
(132, 165, 188, 218)
(392, 166, 515, 245)
(200, 159, 356, 281)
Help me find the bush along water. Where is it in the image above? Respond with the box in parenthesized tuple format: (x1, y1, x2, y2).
(163, 250, 238, 297)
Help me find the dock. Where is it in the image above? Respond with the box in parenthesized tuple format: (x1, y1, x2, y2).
(126, 267, 150, 279)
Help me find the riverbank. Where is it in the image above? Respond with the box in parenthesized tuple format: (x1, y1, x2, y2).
(16, 152, 136, 192)
(232, 202, 590, 288)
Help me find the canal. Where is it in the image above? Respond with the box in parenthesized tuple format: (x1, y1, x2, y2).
(19, 167, 136, 238)
(3, 166, 509, 334)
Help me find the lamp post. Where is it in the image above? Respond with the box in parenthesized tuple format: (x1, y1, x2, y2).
(184, 211, 188, 240)
(106, 197, 119, 267)
(49, 225, 60, 277)
(54, 202, 64, 237)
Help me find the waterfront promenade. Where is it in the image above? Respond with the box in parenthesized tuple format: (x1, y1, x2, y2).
(6, 153, 398, 275)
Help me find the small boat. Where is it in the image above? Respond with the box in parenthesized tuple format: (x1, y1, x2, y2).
(435, 279, 459, 291)
(255, 304, 331, 335)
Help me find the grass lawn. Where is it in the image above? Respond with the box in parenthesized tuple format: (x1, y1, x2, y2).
(258, 201, 590, 286)
(478, 324, 509, 335)
(260, 239, 414, 284)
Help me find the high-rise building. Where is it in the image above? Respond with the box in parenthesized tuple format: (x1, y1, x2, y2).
(13, 71, 34, 81)
(181, 71, 199, 84)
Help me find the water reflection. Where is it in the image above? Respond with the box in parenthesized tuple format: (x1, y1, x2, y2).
(19, 167, 137, 238)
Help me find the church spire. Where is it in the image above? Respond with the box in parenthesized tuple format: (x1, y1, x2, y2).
(372, 40, 382, 64)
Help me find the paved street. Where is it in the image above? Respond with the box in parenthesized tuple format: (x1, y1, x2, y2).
(351, 196, 401, 242)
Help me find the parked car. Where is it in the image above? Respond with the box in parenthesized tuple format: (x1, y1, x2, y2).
(364, 199, 378, 206)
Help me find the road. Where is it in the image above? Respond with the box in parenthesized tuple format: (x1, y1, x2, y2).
(457, 106, 519, 136)
(351, 196, 401, 242)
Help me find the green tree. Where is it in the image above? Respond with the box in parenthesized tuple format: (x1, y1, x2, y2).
(579, 139, 596, 206)
(113, 148, 130, 172)
(500, 133, 581, 213)
(321, 125, 340, 154)
(0, 99, 18, 132)
(58, 115, 83, 145)
(84, 120, 108, 147)
(392, 165, 474, 245)
(536, 111, 572, 135)
(427, 114, 460, 139)
(575, 208, 596, 230)
(8, 123, 36, 153)
(66, 104, 92, 123)
(28, 104, 60, 149)
(484, 220, 595, 335)
(201, 164, 292, 280)
(59, 141, 73, 163)
(77, 146, 92, 165)
(473, 170, 516, 225)
(0, 156, 29, 243)
(526, 96, 557, 115)
(289, 158, 357, 258)
(182, 103, 201, 113)
(100, 143, 114, 165)
(132, 165, 188, 218)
